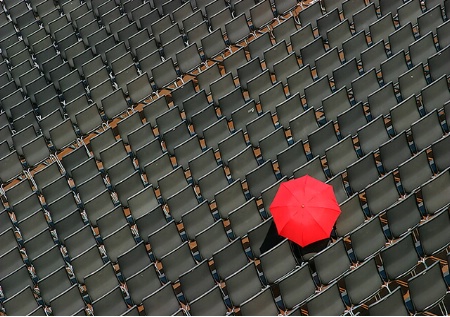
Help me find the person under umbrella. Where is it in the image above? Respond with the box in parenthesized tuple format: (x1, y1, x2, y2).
(260, 175, 340, 262)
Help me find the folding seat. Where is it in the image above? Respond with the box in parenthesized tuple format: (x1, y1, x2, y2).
(17, 210, 48, 240)
(164, 186, 198, 224)
(140, 96, 170, 127)
(389, 95, 420, 136)
(222, 49, 248, 81)
(84, 261, 119, 303)
(209, 7, 233, 35)
(259, 239, 298, 285)
(78, 18, 101, 48)
(211, 237, 247, 282)
(272, 16, 298, 47)
(428, 46, 450, 82)
(22, 130, 50, 166)
(289, 108, 319, 143)
(227, 145, 259, 182)
(325, 135, 358, 177)
(378, 0, 401, 17)
(310, 238, 351, 286)
(0, 228, 19, 257)
(286, 64, 314, 99)
(321, 88, 352, 124)
(53, 208, 86, 243)
(158, 166, 190, 200)
(138, 51, 162, 81)
(388, 23, 416, 58)
(114, 64, 140, 94)
(245, 160, 277, 199)
(197, 63, 222, 94)
(11, 125, 37, 158)
(212, 179, 246, 221)
(249, 0, 275, 32)
(0, 246, 24, 282)
(421, 75, 450, 114)
(418, 4, 444, 37)
(152, 58, 182, 91)
(216, 129, 246, 166)
(188, 148, 218, 183)
(2, 287, 39, 316)
(134, 205, 169, 242)
(73, 170, 106, 203)
(95, 205, 128, 239)
(346, 152, 380, 193)
(276, 263, 316, 310)
(209, 73, 236, 106)
(379, 232, 420, 285)
(113, 171, 145, 206)
(304, 75, 333, 110)
(334, 193, 366, 238)
(300, 37, 327, 68)
(431, 134, 450, 174)
(102, 224, 137, 263)
(420, 168, 450, 215)
(409, 32, 438, 67)
(364, 172, 401, 216)
(125, 264, 162, 306)
(398, 150, 433, 193)
(398, 0, 423, 26)
(234, 0, 258, 20)
(236, 58, 263, 93)
(50, 284, 86, 316)
(247, 32, 273, 64)
(230, 101, 258, 133)
(315, 47, 342, 79)
(275, 141, 307, 179)
(308, 121, 339, 158)
(224, 262, 263, 307)
(142, 283, 182, 315)
(289, 23, 315, 58)
(160, 240, 197, 282)
(411, 109, 443, 151)
(370, 13, 396, 45)
(337, 102, 368, 138)
(173, 137, 202, 172)
(437, 19, 450, 49)
(343, 257, 384, 312)
(351, 68, 381, 104)
(203, 117, 232, 151)
(245, 112, 276, 147)
(111, 52, 135, 76)
(228, 198, 263, 238)
(361, 40, 388, 72)
(175, 43, 204, 77)
(353, 3, 379, 34)
(385, 193, 421, 239)
(181, 201, 215, 243)
(201, 28, 229, 61)
(378, 132, 411, 173)
(272, 53, 301, 88)
(408, 260, 448, 315)
(381, 51, 410, 87)
(90, 286, 128, 315)
(417, 206, 450, 259)
(298, 0, 322, 29)
(46, 191, 80, 227)
(342, 30, 368, 62)
(101, 88, 129, 122)
(259, 128, 290, 163)
(38, 266, 73, 305)
(0, 150, 23, 184)
(49, 119, 78, 152)
(186, 21, 210, 50)
(162, 121, 193, 155)
(240, 287, 279, 316)
(275, 93, 304, 130)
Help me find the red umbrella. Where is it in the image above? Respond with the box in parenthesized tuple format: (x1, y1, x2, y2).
(269, 175, 341, 247)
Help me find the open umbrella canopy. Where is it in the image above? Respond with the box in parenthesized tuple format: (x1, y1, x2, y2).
(269, 175, 341, 247)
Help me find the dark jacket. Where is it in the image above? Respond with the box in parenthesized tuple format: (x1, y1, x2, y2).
(259, 219, 330, 262)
